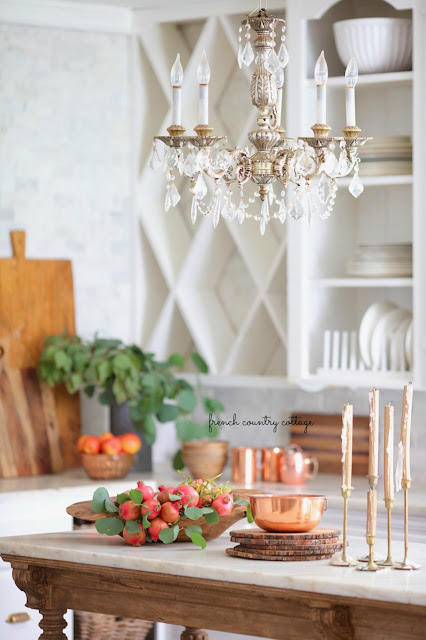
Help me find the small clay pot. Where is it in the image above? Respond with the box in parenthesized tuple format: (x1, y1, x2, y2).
(182, 441, 229, 478)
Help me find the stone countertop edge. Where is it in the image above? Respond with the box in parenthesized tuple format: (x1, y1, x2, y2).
(0, 530, 425, 607)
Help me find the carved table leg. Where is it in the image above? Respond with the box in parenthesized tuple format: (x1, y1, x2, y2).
(181, 627, 209, 640)
(38, 609, 67, 639)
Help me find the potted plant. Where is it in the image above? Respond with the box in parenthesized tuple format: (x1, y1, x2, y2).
(37, 335, 228, 474)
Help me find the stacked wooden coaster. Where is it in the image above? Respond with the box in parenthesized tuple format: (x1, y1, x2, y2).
(227, 528, 343, 562)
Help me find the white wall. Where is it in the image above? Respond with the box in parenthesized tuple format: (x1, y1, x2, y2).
(0, 23, 132, 341)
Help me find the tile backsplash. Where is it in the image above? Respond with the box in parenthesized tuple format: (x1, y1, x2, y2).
(0, 23, 132, 341)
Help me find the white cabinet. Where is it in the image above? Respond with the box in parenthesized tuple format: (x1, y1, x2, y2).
(286, 0, 425, 390)
(132, 0, 426, 391)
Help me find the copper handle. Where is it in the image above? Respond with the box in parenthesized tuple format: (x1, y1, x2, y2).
(305, 456, 319, 479)
(6, 612, 30, 623)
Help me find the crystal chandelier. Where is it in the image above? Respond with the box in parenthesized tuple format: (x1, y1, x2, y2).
(149, 3, 370, 235)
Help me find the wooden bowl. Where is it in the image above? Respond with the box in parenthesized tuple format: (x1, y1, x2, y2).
(80, 453, 135, 479)
(182, 441, 229, 478)
(67, 488, 258, 542)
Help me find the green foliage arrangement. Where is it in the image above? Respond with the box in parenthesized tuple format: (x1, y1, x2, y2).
(37, 335, 225, 469)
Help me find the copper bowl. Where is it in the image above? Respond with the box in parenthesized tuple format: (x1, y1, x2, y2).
(249, 494, 327, 533)
(80, 453, 135, 479)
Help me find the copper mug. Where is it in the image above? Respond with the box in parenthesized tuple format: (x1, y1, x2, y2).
(279, 444, 319, 485)
(232, 447, 264, 485)
(261, 447, 285, 482)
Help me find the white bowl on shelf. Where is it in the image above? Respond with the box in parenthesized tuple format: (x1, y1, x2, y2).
(333, 18, 412, 74)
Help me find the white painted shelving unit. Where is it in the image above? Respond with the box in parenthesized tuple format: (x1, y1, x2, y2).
(132, 0, 426, 390)
(285, 0, 425, 390)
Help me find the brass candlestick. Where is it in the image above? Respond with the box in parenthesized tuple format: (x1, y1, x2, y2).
(377, 498, 397, 567)
(330, 486, 357, 566)
(394, 479, 421, 570)
(357, 534, 384, 571)
(357, 475, 384, 564)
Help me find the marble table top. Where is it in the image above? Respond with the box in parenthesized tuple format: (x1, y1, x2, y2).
(0, 528, 425, 607)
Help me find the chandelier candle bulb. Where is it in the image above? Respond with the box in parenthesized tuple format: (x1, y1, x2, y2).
(345, 58, 358, 127)
(197, 50, 211, 125)
(401, 382, 413, 481)
(170, 54, 184, 126)
(341, 403, 353, 490)
(384, 404, 394, 501)
(368, 389, 379, 478)
(314, 51, 328, 124)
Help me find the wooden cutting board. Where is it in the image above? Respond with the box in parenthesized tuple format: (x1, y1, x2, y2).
(230, 528, 340, 540)
(290, 412, 369, 476)
(0, 343, 63, 476)
(0, 231, 80, 475)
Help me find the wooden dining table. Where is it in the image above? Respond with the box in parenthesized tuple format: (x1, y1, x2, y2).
(1, 529, 425, 640)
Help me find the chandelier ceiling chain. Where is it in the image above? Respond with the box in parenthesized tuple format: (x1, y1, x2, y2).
(149, 4, 370, 235)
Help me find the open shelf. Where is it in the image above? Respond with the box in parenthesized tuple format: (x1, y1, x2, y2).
(310, 278, 413, 288)
(310, 370, 414, 391)
(338, 175, 413, 188)
(305, 70, 413, 89)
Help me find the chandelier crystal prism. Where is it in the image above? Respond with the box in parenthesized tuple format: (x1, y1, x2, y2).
(150, 5, 370, 234)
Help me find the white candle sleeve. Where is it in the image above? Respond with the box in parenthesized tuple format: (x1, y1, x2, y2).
(395, 441, 404, 492)
(199, 85, 209, 125)
(172, 87, 182, 126)
(345, 87, 356, 127)
(316, 84, 326, 124)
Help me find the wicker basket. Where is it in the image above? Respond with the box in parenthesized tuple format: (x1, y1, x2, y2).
(80, 453, 135, 479)
(74, 611, 153, 640)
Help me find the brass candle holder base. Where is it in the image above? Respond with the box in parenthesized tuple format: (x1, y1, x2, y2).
(377, 499, 397, 567)
(330, 486, 357, 567)
(357, 475, 384, 563)
(357, 536, 385, 572)
(393, 479, 422, 571)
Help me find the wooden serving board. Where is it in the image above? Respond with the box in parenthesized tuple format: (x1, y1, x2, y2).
(226, 547, 336, 561)
(0, 231, 80, 475)
(230, 543, 343, 557)
(0, 351, 63, 476)
(67, 489, 260, 542)
(230, 528, 340, 540)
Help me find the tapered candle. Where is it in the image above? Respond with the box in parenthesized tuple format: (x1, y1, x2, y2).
(384, 404, 394, 500)
(170, 54, 184, 126)
(197, 50, 210, 125)
(366, 489, 377, 537)
(401, 382, 413, 481)
(341, 403, 353, 489)
(314, 51, 328, 124)
(345, 57, 358, 127)
(368, 389, 379, 477)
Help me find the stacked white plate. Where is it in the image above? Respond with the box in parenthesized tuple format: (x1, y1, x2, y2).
(358, 136, 412, 176)
(346, 242, 412, 277)
(359, 301, 413, 371)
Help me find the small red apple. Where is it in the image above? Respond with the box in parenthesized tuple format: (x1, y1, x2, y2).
(100, 436, 122, 455)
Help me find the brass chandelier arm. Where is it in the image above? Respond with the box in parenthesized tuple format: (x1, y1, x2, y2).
(222, 148, 253, 186)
